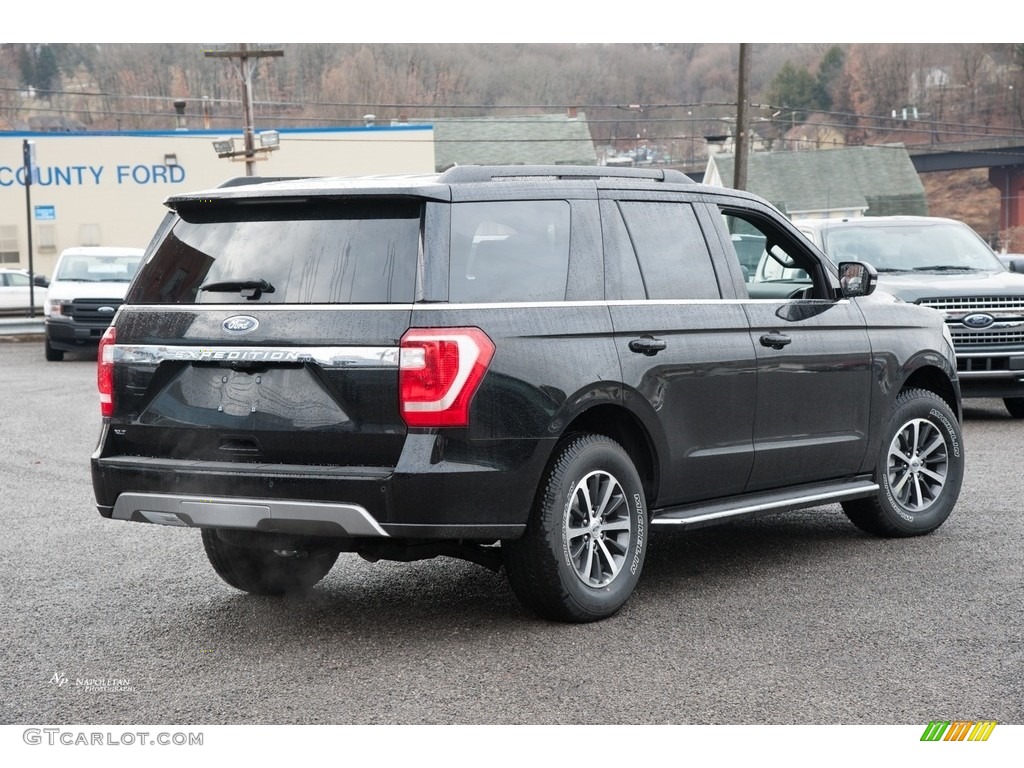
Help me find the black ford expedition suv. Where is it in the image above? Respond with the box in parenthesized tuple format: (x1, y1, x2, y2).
(91, 165, 964, 623)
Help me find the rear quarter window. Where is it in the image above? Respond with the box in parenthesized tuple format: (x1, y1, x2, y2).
(449, 200, 571, 303)
(129, 199, 421, 304)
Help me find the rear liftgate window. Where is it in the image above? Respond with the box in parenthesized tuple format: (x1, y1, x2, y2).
(130, 199, 421, 304)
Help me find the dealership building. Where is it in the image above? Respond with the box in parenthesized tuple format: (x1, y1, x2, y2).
(0, 124, 435, 279)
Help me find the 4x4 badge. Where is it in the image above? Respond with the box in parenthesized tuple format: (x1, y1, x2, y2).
(962, 313, 995, 329)
(223, 315, 259, 334)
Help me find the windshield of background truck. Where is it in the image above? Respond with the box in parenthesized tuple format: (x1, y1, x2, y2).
(56, 254, 143, 282)
(821, 221, 1005, 272)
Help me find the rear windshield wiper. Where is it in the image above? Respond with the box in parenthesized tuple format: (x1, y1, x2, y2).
(199, 279, 276, 300)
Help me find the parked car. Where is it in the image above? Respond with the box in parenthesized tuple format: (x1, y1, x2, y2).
(0, 268, 46, 313)
(91, 167, 964, 623)
(788, 216, 1024, 418)
(43, 246, 144, 361)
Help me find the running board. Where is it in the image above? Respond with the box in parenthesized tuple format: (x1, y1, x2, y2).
(651, 478, 879, 529)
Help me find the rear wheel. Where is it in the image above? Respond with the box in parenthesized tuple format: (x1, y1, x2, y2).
(1004, 397, 1024, 418)
(842, 388, 963, 537)
(503, 434, 648, 623)
(201, 529, 339, 595)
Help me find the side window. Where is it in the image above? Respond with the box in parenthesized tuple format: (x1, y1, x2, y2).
(721, 210, 821, 299)
(617, 201, 720, 300)
(449, 200, 570, 303)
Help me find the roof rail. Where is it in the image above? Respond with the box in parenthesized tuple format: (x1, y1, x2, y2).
(437, 164, 694, 185)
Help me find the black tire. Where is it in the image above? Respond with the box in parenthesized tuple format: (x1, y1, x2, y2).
(842, 388, 964, 537)
(503, 434, 648, 623)
(201, 529, 338, 595)
(1004, 397, 1024, 418)
(44, 338, 64, 362)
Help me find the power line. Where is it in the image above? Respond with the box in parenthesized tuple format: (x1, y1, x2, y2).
(3, 100, 1020, 136)
(4, 92, 1022, 158)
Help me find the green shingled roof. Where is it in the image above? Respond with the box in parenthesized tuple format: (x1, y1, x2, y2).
(431, 114, 597, 171)
(706, 145, 927, 217)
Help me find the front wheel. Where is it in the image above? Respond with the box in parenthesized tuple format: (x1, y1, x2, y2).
(842, 388, 964, 537)
(44, 337, 64, 362)
(503, 434, 648, 623)
(201, 529, 339, 595)
(1004, 397, 1024, 418)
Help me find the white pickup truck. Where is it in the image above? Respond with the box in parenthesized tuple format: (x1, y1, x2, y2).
(43, 246, 144, 361)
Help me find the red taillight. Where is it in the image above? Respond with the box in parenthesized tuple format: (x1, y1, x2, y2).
(98, 326, 116, 417)
(399, 327, 494, 428)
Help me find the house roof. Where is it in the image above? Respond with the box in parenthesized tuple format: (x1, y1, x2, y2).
(705, 145, 927, 217)
(430, 113, 597, 171)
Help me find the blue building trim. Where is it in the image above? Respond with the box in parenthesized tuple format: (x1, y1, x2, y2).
(0, 124, 433, 139)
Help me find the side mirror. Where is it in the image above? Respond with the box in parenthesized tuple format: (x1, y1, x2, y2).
(1004, 257, 1024, 274)
(837, 261, 877, 298)
(33, 274, 49, 288)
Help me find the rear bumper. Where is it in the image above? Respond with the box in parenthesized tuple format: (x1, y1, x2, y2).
(109, 492, 389, 537)
(92, 431, 551, 540)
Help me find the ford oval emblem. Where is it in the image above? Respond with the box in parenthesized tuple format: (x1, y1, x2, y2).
(962, 313, 995, 329)
(98, 306, 115, 314)
(223, 315, 259, 334)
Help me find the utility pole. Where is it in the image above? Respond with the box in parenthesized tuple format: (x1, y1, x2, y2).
(22, 139, 36, 317)
(733, 43, 751, 191)
(204, 44, 283, 176)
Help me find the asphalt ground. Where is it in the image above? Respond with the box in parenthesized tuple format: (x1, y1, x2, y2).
(1, 337, 1021, 743)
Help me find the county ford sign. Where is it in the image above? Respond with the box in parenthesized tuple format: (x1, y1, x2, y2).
(0, 163, 187, 187)
(0, 127, 436, 279)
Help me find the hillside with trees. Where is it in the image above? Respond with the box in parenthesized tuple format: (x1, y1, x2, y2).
(4, 44, 1022, 138)
(2, 42, 1022, 245)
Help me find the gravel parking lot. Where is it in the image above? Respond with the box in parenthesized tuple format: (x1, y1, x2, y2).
(1, 337, 1021, 742)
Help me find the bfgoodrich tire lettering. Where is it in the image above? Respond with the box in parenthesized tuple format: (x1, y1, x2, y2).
(201, 529, 339, 595)
(842, 388, 963, 537)
(503, 434, 647, 622)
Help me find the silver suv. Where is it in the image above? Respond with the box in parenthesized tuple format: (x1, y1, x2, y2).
(791, 216, 1024, 418)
